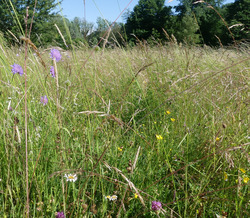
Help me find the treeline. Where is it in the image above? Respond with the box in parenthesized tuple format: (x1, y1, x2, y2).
(0, 0, 249, 47)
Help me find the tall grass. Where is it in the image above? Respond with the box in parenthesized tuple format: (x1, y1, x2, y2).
(0, 32, 249, 216)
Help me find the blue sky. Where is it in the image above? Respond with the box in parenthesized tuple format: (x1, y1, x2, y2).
(58, 0, 234, 24)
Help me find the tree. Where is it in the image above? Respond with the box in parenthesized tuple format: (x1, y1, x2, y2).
(224, 0, 249, 43)
(175, 0, 228, 46)
(174, 14, 200, 44)
(69, 17, 94, 41)
(87, 17, 124, 48)
(0, 0, 61, 46)
(125, 0, 173, 42)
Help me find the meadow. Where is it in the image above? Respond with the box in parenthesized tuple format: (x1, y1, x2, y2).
(0, 37, 249, 217)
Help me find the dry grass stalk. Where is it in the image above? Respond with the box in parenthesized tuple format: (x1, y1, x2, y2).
(215, 35, 223, 48)
(112, 166, 145, 207)
(7, 29, 19, 43)
(54, 23, 68, 48)
(132, 146, 141, 173)
(103, 27, 111, 49)
(20, 36, 46, 68)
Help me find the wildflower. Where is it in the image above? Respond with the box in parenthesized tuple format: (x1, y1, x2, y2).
(117, 147, 123, 152)
(105, 195, 111, 200)
(105, 195, 117, 201)
(56, 211, 65, 218)
(156, 135, 163, 140)
(170, 118, 175, 122)
(243, 175, 249, 184)
(216, 137, 220, 141)
(11, 63, 23, 76)
(40, 96, 48, 106)
(110, 195, 118, 201)
(134, 193, 138, 199)
(239, 168, 246, 174)
(50, 66, 55, 78)
(166, 110, 171, 114)
(64, 174, 77, 182)
(50, 48, 62, 62)
(151, 201, 162, 211)
(224, 172, 228, 181)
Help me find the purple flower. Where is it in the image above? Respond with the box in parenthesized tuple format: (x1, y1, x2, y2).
(56, 212, 65, 218)
(50, 66, 55, 78)
(11, 63, 23, 76)
(50, 48, 62, 62)
(40, 96, 48, 105)
(151, 201, 162, 211)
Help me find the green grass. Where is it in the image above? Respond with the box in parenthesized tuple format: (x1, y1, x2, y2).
(0, 39, 249, 217)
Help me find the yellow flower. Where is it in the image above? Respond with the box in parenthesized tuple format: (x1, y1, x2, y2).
(239, 168, 246, 174)
(166, 110, 171, 114)
(170, 118, 175, 122)
(243, 176, 249, 184)
(134, 193, 138, 199)
(216, 137, 220, 141)
(117, 147, 123, 152)
(224, 172, 228, 181)
(156, 135, 163, 140)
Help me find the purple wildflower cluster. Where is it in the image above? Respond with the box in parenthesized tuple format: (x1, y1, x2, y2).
(41, 96, 48, 106)
(11, 63, 23, 76)
(49, 48, 61, 77)
(10, 49, 64, 109)
(151, 201, 162, 211)
(50, 48, 62, 62)
(56, 211, 65, 218)
(50, 66, 55, 78)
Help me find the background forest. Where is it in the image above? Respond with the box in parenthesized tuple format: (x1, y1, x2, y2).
(0, 0, 249, 48)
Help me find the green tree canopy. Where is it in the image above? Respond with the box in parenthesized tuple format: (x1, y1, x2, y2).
(125, 0, 173, 42)
(224, 0, 249, 42)
(175, 0, 229, 46)
(0, 0, 61, 45)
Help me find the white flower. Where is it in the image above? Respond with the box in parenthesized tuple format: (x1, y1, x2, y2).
(110, 195, 118, 201)
(105, 195, 111, 200)
(64, 174, 77, 182)
(105, 195, 117, 201)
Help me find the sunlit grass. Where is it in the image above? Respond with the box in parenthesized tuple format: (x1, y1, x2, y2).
(0, 38, 249, 217)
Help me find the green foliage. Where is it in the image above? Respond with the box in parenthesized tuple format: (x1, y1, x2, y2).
(68, 17, 94, 45)
(87, 17, 125, 48)
(175, 0, 227, 46)
(175, 0, 249, 46)
(125, 0, 173, 42)
(174, 14, 201, 44)
(224, 0, 250, 42)
(0, 0, 60, 46)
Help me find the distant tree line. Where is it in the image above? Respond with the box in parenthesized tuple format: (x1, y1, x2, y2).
(0, 0, 249, 47)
